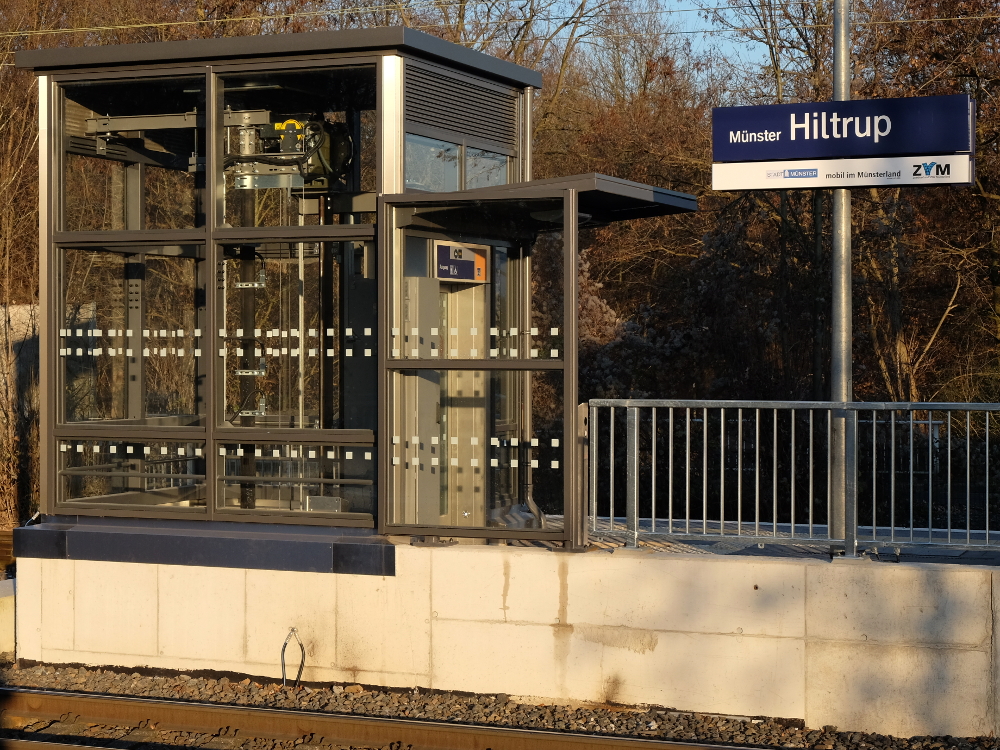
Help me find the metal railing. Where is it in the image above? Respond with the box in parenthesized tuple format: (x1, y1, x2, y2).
(588, 399, 1000, 552)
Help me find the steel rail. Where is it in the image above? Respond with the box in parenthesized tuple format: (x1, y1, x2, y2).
(5, 740, 130, 750)
(0, 688, 750, 750)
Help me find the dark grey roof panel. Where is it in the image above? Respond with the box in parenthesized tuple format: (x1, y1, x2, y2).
(462, 173, 699, 219)
(15, 26, 543, 89)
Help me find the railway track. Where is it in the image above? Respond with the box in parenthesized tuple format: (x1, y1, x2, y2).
(0, 688, 744, 750)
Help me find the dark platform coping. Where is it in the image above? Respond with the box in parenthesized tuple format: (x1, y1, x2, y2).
(14, 516, 395, 576)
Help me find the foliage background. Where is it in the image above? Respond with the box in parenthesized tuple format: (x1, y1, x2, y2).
(2, 0, 996, 524)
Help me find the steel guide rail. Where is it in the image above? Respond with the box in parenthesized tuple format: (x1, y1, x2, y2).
(0, 688, 749, 750)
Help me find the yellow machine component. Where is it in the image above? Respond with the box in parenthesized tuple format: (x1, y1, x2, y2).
(275, 119, 305, 153)
(274, 119, 304, 133)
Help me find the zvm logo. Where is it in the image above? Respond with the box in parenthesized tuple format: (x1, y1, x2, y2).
(912, 161, 950, 177)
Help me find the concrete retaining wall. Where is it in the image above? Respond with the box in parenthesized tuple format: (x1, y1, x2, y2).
(0, 579, 15, 655)
(14, 545, 999, 738)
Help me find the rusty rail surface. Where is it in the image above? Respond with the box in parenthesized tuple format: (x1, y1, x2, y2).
(4, 741, 124, 750)
(0, 688, 741, 750)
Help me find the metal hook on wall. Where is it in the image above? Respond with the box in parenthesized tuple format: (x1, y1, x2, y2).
(281, 627, 305, 687)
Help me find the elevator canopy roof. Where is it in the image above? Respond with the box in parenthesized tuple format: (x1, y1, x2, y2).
(386, 173, 698, 239)
(15, 26, 542, 89)
(462, 173, 698, 222)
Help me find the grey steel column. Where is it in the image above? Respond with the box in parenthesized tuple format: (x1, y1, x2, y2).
(522, 86, 533, 182)
(830, 0, 853, 546)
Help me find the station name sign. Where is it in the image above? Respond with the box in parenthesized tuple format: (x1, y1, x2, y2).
(711, 95, 975, 189)
(714, 95, 973, 162)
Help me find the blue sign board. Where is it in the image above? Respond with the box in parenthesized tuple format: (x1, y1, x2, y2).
(713, 95, 974, 163)
(435, 242, 489, 283)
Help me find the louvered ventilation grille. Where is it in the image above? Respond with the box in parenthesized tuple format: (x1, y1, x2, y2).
(405, 65, 518, 150)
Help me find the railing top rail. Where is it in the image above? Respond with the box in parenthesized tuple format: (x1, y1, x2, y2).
(590, 399, 841, 409)
(589, 399, 1000, 412)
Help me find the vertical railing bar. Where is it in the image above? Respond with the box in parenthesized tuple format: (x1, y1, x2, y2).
(626, 406, 638, 547)
(966, 410, 971, 546)
(772, 409, 778, 538)
(651, 407, 657, 535)
(756, 408, 761, 538)
(809, 410, 814, 539)
(845, 408, 858, 556)
(947, 410, 952, 544)
(609, 406, 616, 531)
(702, 407, 709, 535)
(872, 409, 877, 542)
(829, 409, 834, 540)
(589, 405, 598, 534)
(909, 410, 914, 543)
(668, 408, 675, 534)
(890, 410, 896, 543)
(928, 409, 933, 543)
(738, 408, 744, 536)
(685, 407, 691, 535)
(791, 409, 797, 538)
(987, 412, 991, 546)
(720, 408, 726, 535)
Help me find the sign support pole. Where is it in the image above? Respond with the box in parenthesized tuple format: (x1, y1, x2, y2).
(830, 0, 853, 550)
(710, 8, 972, 553)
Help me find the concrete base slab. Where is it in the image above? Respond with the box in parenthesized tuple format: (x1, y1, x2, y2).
(14, 545, 1000, 737)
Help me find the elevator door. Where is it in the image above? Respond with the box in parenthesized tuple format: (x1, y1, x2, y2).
(438, 277, 488, 526)
(398, 236, 544, 529)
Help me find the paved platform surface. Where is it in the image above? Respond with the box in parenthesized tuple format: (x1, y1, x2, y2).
(580, 535, 1000, 564)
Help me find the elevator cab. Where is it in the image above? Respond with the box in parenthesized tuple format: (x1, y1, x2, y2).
(380, 192, 571, 538)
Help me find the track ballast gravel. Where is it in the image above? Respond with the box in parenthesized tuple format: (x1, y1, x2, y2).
(0, 664, 995, 750)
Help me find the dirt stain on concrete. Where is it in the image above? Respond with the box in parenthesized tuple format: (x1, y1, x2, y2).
(603, 674, 623, 704)
(501, 558, 511, 620)
(578, 624, 658, 654)
(552, 558, 574, 695)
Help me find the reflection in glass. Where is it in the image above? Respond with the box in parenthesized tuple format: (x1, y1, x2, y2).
(60, 439, 206, 508)
(220, 241, 375, 430)
(390, 200, 565, 361)
(465, 148, 507, 189)
(61, 77, 205, 231)
(217, 443, 374, 516)
(61, 247, 204, 426)
(390, 369, 563, 529)
(146, 166, 198, 229)
(219, 67, 377, 227)
(404, 134, 459, 192)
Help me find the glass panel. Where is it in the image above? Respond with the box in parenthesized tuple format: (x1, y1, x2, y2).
(405, 134, 459, 192)
(219, 241, 375, 430)
(60, 246, 205, 426)
(219, 67, 377, 228)
(61, 77, 205, 231)
(389, 199, 564, 362)
(217, 442, 374, 516)
(465, 148, 507, 189)
(59, 438, 206, 508)
(146, 166, 199, 229)
(389, 369, 564, 529)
